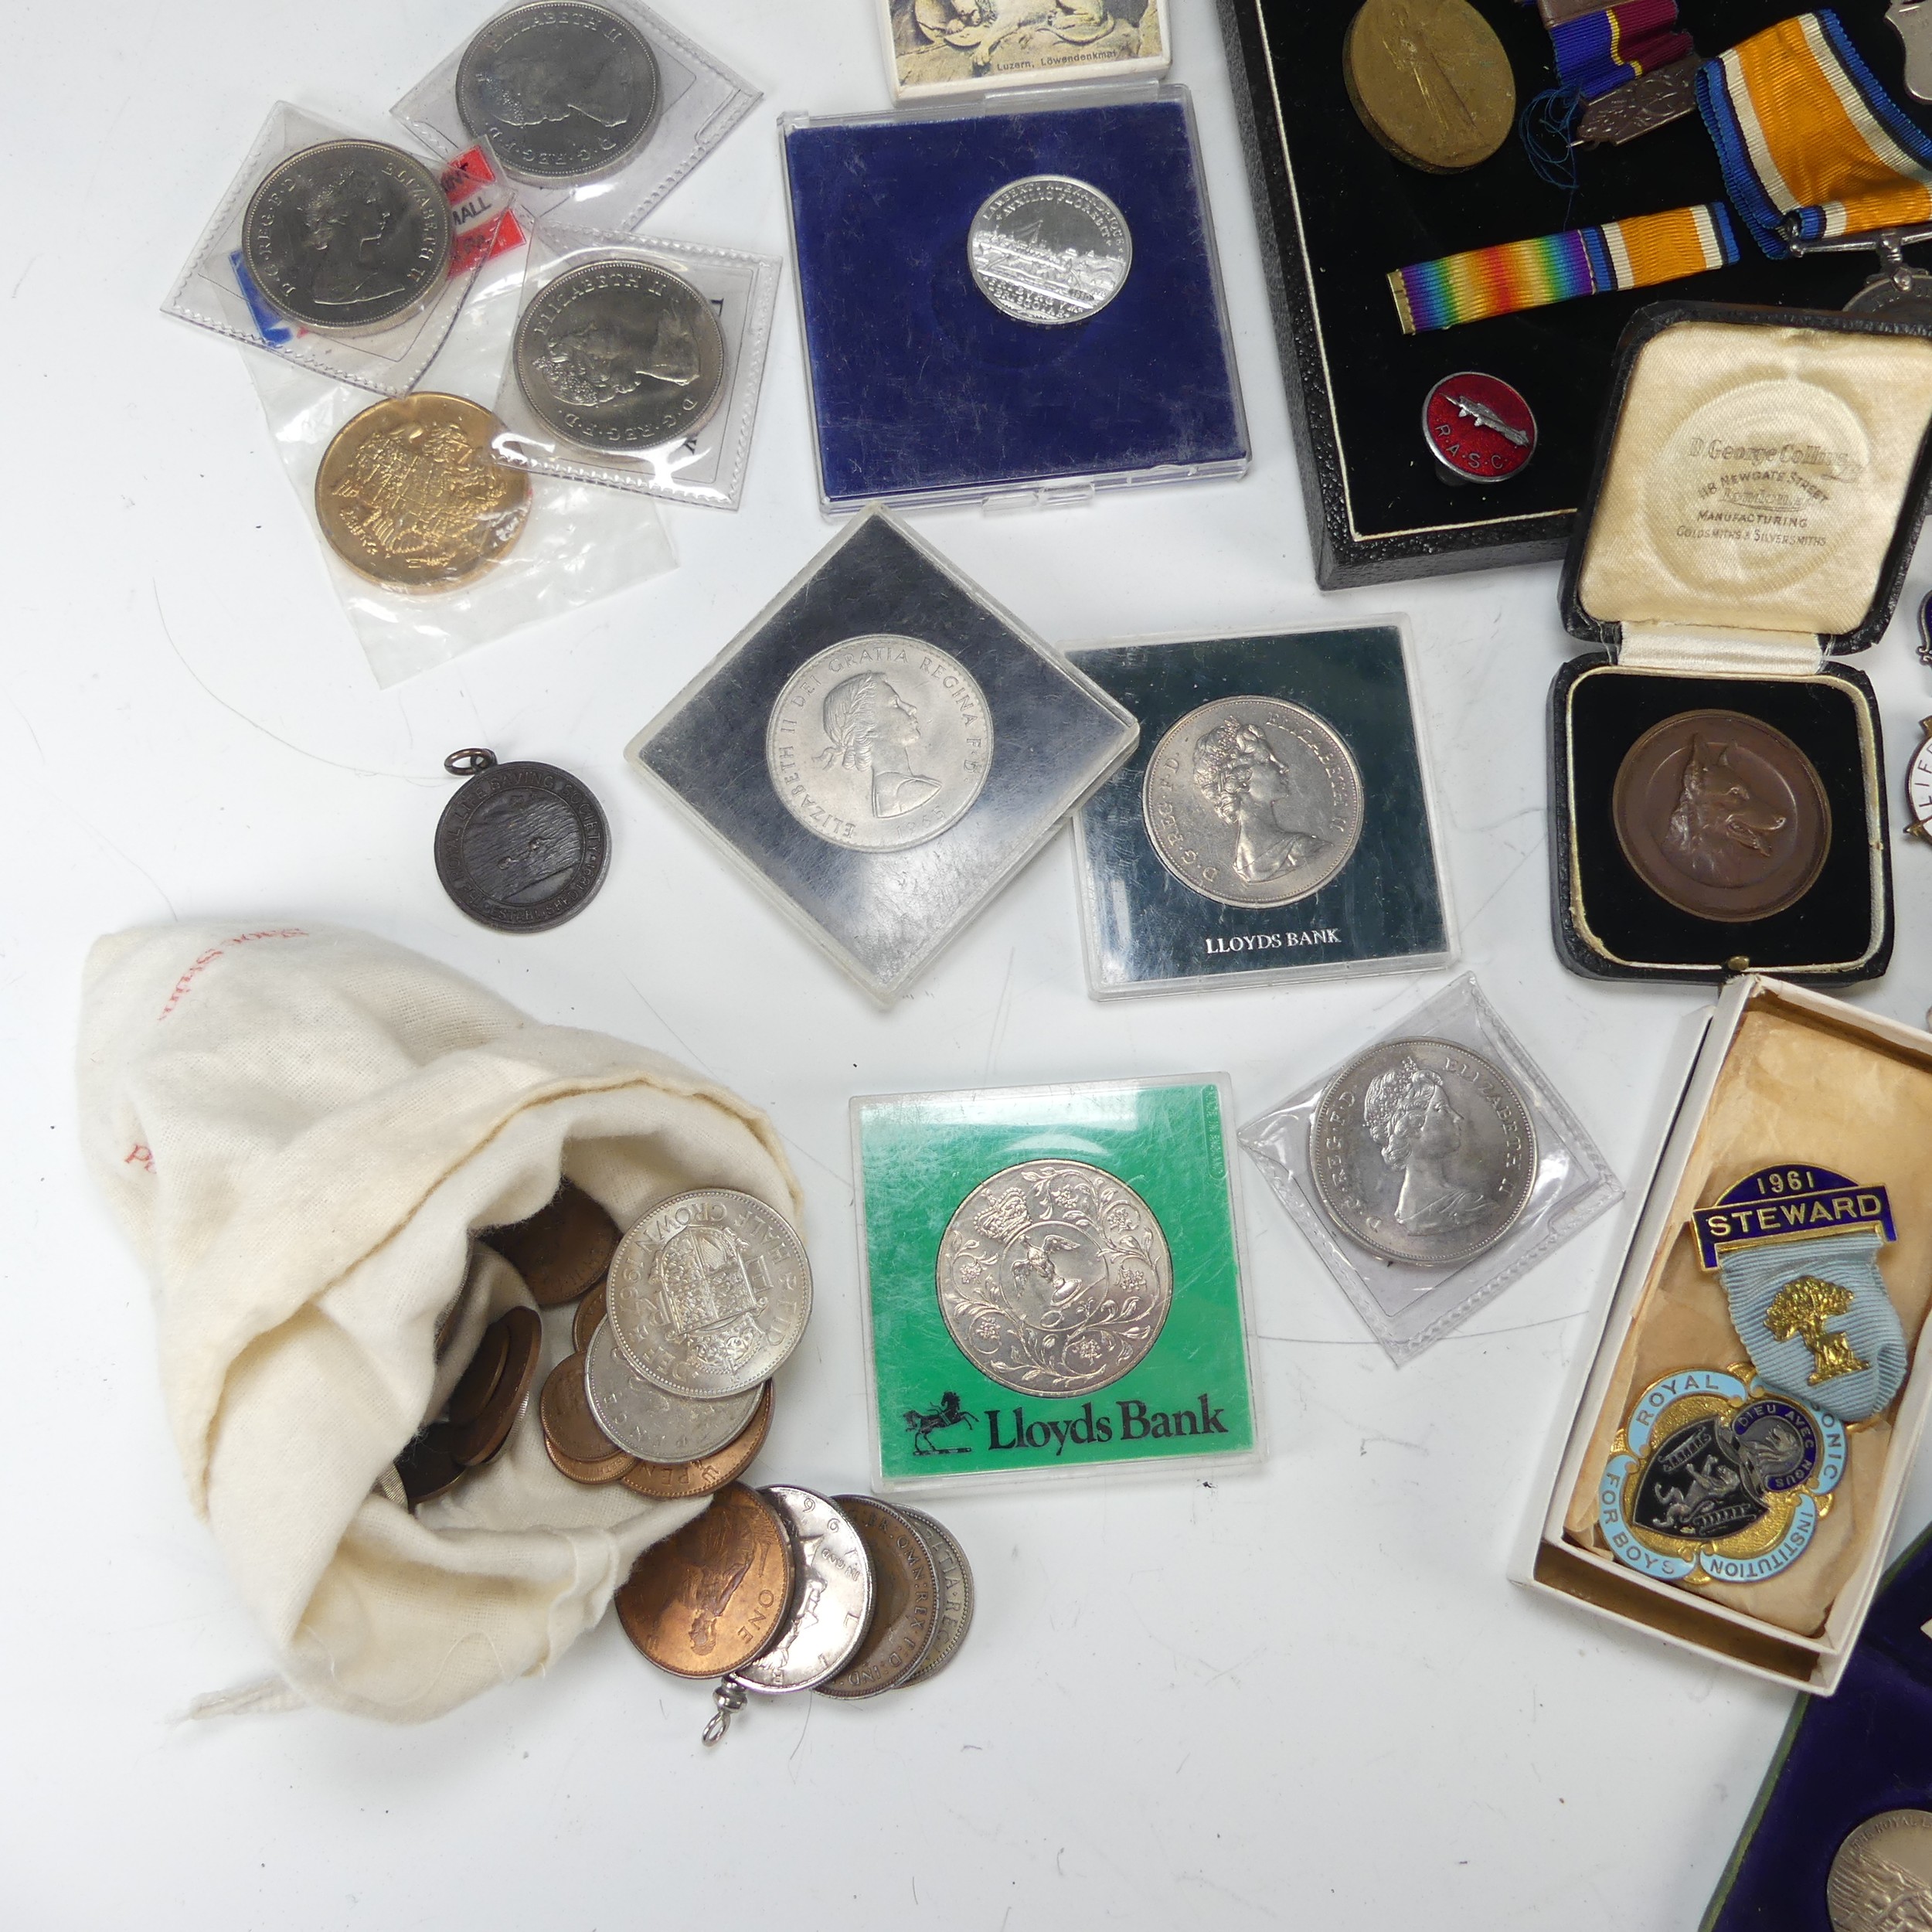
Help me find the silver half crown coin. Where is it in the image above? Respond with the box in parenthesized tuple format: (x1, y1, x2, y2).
(605, 1189, 813, 1400)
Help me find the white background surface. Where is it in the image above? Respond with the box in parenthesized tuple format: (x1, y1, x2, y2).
(9, 0, 1932, 1924)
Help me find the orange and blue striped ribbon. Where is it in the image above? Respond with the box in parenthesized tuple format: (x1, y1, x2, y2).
(1389, 202, 1737, 332)
(1698, 9, 1932, 257)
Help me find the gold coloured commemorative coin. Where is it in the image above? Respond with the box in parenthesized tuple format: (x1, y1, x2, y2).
(1345, 0, 1515, 173)
(315, 393, 530, 593)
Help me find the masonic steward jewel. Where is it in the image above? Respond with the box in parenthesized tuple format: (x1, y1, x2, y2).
(1600, 1366, 1847, 1587)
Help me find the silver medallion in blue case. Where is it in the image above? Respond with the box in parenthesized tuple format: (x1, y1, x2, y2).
(1600, 1366, 1848, 1587)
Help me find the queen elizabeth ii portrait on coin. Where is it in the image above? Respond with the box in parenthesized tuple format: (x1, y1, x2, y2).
(1362, 1056, 1492, 1238)
(1193, 717, 1328, 888)
(818, 674, 943, 821)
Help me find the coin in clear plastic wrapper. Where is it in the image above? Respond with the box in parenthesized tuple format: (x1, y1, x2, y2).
(243, 140, 452, 335)
(968, 175, 1132, 325)
(514, 259, 726, 452)
(1142, 696, 1365, 908)
(457, 2, 661, 184)
(735, 1486, 876, 1695)
(765, 635, 993, 852)
(605, 1189, 812, 1400)
(1309, 1037, 1536, 1267)
(937, 1158, 1172, 1396)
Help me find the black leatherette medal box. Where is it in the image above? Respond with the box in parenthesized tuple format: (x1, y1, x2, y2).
(1546, 301, 1932, 988)
(1215, 0, 1924, 587)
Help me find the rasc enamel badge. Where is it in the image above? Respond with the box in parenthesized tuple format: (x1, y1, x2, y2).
(1599, 1366, 1847, 1587)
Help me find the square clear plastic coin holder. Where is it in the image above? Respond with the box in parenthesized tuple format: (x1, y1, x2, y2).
(1239, 974, 1622, 1364)
(781, 84, 1248, 512)
(852, 1074, 1260, 1495)
(491, 223, 778, 509)
(624, 508, 1138, 1005)
(165, 102, 509, 396)
(876, 0, 1170, 103)
(393, 0, 758, 231)
(248, 240, 676, 689)
(1066, 622, 1454, 997)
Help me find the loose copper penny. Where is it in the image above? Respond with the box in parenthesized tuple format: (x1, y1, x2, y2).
(396, 1423, 466, 1506)
(445, 1315, 510, 1427)
(481, 1179, 621, 1307)
(1611, 709, 1832, 923)
(544, 1432, 635, 1485)
(895, 1508, 975, 1690)
(614, 1482, 795, 1678)
(819, 1496, 941, 1699)
(447, 1305, 543, 1468)
(573, 1277, 608, 1354)
(617, 1382, 774, 1501)
(540, 1352, 631, 1475)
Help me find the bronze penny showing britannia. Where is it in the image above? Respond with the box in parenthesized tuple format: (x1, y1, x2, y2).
(1344, 0, 1515, 172)
(614, 1482, 795, 1678)
(894, 1508, 975, 1689)
(1611, 709, 1832, 923)
(937, 1158, 1172, 1397)
(315, 394, 529, 594)
(481, 1179, 621, 1307)
(539, 1353, 633, 1482)
(573, 1277, 608, 1354)
(446, 1305, 543, 1468)
(819, 1496, 941, 1699)
(618, 1381, 774, 1501)
(1828, 1809, 1932, 1931)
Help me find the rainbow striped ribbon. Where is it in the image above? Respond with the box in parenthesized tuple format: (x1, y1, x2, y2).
(1698, 9, 1932, 257)
(1549, 0, 1693, 100)
(1389, 202, 1738, 333)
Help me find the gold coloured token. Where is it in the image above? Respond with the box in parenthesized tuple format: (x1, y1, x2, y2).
(315, 393, 530, 593)
(1344, 0, 1515, 173)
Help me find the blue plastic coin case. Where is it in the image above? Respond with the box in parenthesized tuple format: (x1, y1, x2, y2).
(781, 86, 1249, 512)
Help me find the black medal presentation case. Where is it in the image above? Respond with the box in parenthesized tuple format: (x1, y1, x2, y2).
(1214, 0, 1924, 587)
(1547, 302, 1932, 989)
(1703, 1521, 1932, 1928)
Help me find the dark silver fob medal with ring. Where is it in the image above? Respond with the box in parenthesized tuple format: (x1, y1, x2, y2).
(434, 749, 610, 931)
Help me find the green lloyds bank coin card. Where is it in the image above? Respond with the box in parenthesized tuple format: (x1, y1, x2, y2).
(853, 1076, 1258, 1490)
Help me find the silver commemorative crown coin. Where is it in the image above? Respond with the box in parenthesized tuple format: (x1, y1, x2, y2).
(968, 175, 1132, 325)
(457, 1, 661, 184)
(514, 258, 726, 453)
(1142, 696, 1365, 908)
(606, 1189, 813, 1400)
(765, 635, 993, 852)
(937, 1158, 1172, 1396)
(433, 749, 610, 933)
(243, 140, 452, 335)
(1310, 1037, 1537, 1267)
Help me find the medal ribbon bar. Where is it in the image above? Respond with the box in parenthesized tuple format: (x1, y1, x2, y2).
(1389, 202, 1736, 332)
